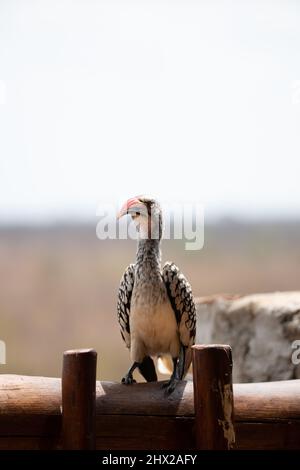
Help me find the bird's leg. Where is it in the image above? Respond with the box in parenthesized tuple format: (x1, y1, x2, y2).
(162, 357, 178, 389)
(121, 362, 140, 385)
(177, 345, 186, 380)
(164, 346, 186, 395)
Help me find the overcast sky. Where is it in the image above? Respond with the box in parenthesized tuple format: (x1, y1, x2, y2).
(0, 0, 300, 222)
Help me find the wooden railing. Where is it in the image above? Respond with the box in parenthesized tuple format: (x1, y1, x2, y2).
(0, 345, 299, 450)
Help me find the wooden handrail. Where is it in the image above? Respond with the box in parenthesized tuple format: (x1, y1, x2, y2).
(0, 345, 299, 450)
(1, 376, 300, 421)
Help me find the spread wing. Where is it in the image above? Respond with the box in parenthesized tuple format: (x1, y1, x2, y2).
(162, 262, 196, 374)
(117, 264, 135, 349)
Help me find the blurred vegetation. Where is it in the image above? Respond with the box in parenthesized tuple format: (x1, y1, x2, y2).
(0, 220, 299, 381)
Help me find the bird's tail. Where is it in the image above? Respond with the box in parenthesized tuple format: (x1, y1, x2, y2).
(157, 349, 193, 379)
(138, 356, 157, 382)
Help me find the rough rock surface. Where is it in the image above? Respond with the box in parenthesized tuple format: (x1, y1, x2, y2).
(196, 292, 300, 383)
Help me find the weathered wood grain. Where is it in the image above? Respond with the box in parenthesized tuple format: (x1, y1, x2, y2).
(0, 375, 61, 414)
(1, 376, 300, 421)
(0, 419, 299, 450)
(0, 414, 61, 436)
(235, 421, 300, 450)
(62, 349, 97, 450)
(96, 380, 192, 416)
(0, 436, 61, 450)
(96, 415, 195, 450)
(0, 375, 300, 450)
(234, 380, 300, 421)
(192, 344, 235, 450)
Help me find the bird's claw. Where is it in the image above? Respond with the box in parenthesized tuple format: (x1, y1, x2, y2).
(161, 380, 172, 389)
(121, 374, 136, 385)
(163, 378, 179, 395)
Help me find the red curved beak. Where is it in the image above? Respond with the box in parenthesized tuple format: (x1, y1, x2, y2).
(117, 196, 142, 219)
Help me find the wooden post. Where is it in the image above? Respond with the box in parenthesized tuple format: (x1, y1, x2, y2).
(62, 348, 97, 450)
(192, 344, 235, 450)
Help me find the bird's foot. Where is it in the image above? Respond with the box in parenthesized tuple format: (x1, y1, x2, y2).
(161, 379, 173, 389)
(163, 378, 180, 395)
(121, 373, 136, 385)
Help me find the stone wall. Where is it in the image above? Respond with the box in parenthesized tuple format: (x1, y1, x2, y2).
(196, 292, 300, 382)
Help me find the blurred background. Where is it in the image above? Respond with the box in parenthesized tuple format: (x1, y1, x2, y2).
(0, 0, 299, 380)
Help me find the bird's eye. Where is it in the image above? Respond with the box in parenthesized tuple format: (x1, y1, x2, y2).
(135, 211, 140, 216)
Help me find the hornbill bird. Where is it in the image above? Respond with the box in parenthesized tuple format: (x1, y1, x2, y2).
(117, 196, 196, 394)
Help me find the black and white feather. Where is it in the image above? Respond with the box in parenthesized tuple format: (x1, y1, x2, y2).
(162, 262, 196, 348)
(117, 264, 135, 349)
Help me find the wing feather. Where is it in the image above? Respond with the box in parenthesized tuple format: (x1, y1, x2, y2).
(162, 262, 196, 375)
(117, 264, 135, 349)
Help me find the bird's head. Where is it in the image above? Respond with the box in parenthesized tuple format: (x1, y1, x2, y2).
(117, 195, 162, 240)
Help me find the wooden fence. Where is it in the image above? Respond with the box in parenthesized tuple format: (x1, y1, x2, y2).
(0, 345, 299, 450)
